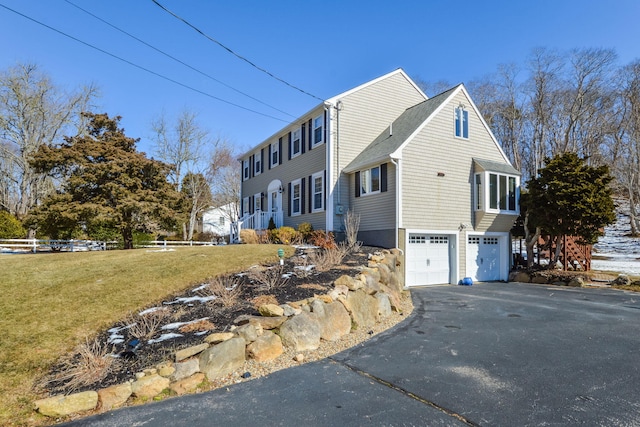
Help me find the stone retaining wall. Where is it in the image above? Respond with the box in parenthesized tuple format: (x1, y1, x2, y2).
(34, 249, 405, 418)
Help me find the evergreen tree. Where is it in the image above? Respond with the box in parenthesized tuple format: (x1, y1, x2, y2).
(27, 113, 181, 249)
(525, 152, 616, 265)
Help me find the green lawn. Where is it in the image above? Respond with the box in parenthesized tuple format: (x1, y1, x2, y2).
(0, 244, 292, 426)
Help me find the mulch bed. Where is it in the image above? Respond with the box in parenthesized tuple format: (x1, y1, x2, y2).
(40, 245, 382, 396)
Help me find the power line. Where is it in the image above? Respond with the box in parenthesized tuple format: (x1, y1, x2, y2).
(63, 0, 296, 119)
(151, 0, 324, 102)
(0, 2, 290, 123)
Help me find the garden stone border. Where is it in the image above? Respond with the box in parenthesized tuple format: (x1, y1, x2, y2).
(34, 249, 406, 418)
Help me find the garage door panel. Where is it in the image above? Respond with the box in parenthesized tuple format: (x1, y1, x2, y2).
(407, 234, 451, 286)
(467, 235, 503, 282)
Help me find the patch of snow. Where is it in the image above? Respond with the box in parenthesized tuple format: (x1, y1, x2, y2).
(163, 295, 216, 305)
(138, 307, 164, 316)
(161, 317, 209, 330)
(108, 334, 125, 344)
(191, 283, 209, 293)
(145, 248, 176, 253)
(593, 198, 640, 275)
(282, 273, 294, 279)
(294, 264, 315, 272)
(293, 244, 319, 249)
(148, 333, 183, 344)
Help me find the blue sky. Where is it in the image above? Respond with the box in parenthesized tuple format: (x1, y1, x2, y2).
(1, 0, 638, 156)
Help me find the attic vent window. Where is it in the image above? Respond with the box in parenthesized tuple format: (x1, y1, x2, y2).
(455, 105, 469, 139)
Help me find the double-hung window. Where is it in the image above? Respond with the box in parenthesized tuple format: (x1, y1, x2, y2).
(360, 166, 380, 195)
(254, 151, 262, 176)
(242, 159, 250, 181)
(254, 193, 262, 212)
(455, 106, 469, 139)
(242, 197, 250, 216)
(270, 142, 279, 168)
(312, 115, 323, 147)
(291, 179, 302, 216)
(476, 172, 518, 213)
(312, 171, 324, 212)
(291, 129, 301, 158)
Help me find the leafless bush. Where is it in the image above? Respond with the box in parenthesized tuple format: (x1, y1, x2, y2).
(249, 264, 290, 291)
(294, 252, 313, 278)
(50, 338, 115, 392)
(199, 275, 243, 308)
(309, 243, 349, 272)
(126, 308, 171, 341)
(344, 210, 362, 252)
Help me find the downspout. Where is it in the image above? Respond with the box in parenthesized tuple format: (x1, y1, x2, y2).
(390, 157, 401, 251)
(324, 102, 333, 231)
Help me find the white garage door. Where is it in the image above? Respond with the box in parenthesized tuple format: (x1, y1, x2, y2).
(407, 234, 451, 286)
(466, 236, 502, 282)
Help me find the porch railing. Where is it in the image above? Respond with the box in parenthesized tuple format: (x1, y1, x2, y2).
(231, 210, 283, 243)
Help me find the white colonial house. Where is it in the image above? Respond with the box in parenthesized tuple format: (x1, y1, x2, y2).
(235, 69, 520, 286)
(201, 202, 237, 238)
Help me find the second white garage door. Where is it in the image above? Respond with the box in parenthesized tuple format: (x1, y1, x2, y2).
(466, 235, 504, 282)
(406, 234, 451, 286)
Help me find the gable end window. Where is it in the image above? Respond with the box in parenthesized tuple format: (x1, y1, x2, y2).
(312, 114, 324, 147)
(476, 171, 518, 213)
(455, 106, 469, 139)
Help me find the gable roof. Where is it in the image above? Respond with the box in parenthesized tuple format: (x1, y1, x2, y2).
(343, 85, 459, 173)
(240, 69, 427, 159)
(473, 158, 521, 175)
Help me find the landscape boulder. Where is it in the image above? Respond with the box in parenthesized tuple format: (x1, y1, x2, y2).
(279, 311, 321, 351)
(346, 289, 379, 330)
(131, 374, 170, 399)
(97, 383, 132, 411)
(199, 337, 246, 380)
(35, 391, 98, 417)
(246, 331, 283, 361)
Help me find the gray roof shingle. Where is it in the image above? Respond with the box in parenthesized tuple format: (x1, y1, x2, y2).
(343, 85, 460, 172)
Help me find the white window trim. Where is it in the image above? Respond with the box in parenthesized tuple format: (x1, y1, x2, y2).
(311, 171, 324, 212)
(270, 142, 279, 168)
(291, 128, 301, 159)
(312, 115, 324, 148)
(291, 179, 302, 216)
(242, 159, 250, 181)
(477, 171, 519, 214)
(254, 151, 262, 176)
(359, 165, 381, 196)
(454, 106, 469, 139)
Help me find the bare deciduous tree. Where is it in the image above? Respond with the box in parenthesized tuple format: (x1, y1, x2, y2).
(0, 63, 98, 221)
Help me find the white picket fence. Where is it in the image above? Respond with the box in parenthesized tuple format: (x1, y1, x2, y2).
(0, 239, 114, 253)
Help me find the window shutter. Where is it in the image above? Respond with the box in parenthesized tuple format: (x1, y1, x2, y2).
(249, 196, 253, 214)
(301, 177, 306, 214)
(355, 172, 361, 198)
(307, 119, 312, 151)
(260, 148, 264, 173)
(249, 155, 254, 178)
(301, 124, 306, 154)
(287, 183, 291, 216)
(287, 134, 291, 160)
(240, 198, 244, 217)
(381, 163, 388, 193)
(279, 138, 283, 165)
(268, 145, 272, 170)
(463, 110, 469, 139)
(240, 160, 244, 182)
(308, 175, 312, 213)
(323, 110, 327, 143)
(261, 192, 265, 211)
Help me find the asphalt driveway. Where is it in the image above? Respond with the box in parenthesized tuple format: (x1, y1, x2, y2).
(64, 282, 640, 426)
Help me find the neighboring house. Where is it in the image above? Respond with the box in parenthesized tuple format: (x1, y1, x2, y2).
(236, 69, 520, 285)
(201, 202, 237, 238)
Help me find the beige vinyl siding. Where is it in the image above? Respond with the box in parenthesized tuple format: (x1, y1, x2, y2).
(241, 106, 328, 230)
(349, 162, 396, 232)
(332, 72, 426, 224)
(474, 211, 518, 231)
(401, 91, 508, 231)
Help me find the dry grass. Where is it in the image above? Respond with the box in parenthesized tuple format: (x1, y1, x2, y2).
(309, 243, 349, 272)
(199, 275, 243, 308)
(248, 264, 290, 291)
(125, 309, 172, 341)
(251, 294, 279, 309)
(42, 339, 115, 394)
(0, 244, 292, 426)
